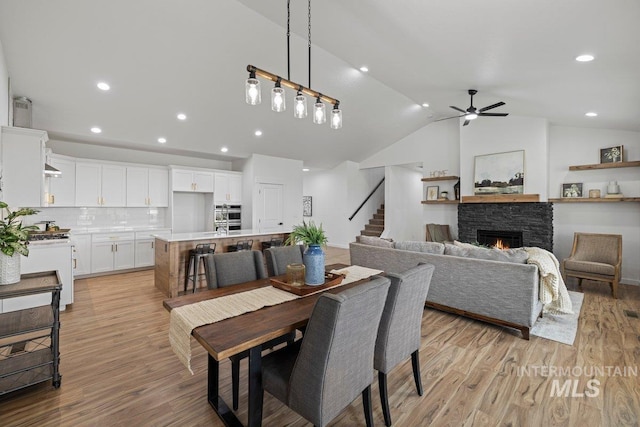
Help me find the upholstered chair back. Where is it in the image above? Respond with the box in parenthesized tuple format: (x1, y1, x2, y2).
(206, 250, 267, 289)
(570, 233, 622, 266)
(264, 245, 305, 276)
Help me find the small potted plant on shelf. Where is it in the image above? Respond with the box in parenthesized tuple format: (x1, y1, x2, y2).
(285, 220, 328, 286)
(0, 202, 39, 285)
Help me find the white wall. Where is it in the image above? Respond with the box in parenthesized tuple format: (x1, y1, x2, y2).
(460, 115, 549, 199)
(0, 38, 8, 127)
(549, 125, 640, 285)
(385, 165, 423, 241)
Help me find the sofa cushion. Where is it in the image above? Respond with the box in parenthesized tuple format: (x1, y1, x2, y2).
(394, 241, 445, 255)
(357, 235, 395, 248)
(445, 243, 528, 264)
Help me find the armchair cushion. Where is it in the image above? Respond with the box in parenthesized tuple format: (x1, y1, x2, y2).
(564, 260, 616, 276)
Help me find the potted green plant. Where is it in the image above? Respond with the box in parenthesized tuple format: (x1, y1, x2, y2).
(0, 202, 39, 285)
(285, 220, 327, 285)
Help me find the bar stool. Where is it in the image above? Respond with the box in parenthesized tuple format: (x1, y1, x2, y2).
(228, 239, 253, 252)
(184, 243, 216, 293)
(261, 237, 283, 252)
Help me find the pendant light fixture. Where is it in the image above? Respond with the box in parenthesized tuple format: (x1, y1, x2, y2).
(244, 0, 342, 129)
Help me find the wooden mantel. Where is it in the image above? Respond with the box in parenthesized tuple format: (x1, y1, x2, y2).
(461, 194, 540, 203)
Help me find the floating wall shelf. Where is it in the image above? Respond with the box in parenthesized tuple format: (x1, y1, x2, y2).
(549, 197, 640, 203)
(461, 194, 540, 203)
(421, 175, 459, 182)
(568, 160, 640, 171)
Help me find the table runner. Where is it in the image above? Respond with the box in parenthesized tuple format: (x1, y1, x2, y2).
(169, 265, 383, 373)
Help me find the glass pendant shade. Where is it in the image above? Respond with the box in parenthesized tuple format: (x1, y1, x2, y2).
(313, 100, 326, 124)
(245, 78, 261, 105)
(271, 86, 286, 112)
(294, 92, 308, 118)
(330, 106, 342, 129)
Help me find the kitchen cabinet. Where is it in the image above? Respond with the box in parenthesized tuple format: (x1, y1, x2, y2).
(0, 271, 62, 395)
(126, 167, 169, 207)
(171, 168, 214, 193)
(72, 234, 92, 276)
(0, 126, 47, 207)
(90, 232, 134, 273)
(134, 229, 170, 268)
(214, 172, 242, 204)
(45, 155, 76, 206)
(75, 162, 126, 207)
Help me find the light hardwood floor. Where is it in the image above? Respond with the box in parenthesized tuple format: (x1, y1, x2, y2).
(1, 247, 639, 426)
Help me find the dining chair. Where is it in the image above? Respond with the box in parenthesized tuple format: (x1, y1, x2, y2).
(562, 232, 622, 298)
(264, 245, 305, 276)
(425, 223, 453, 243)
(204, 249, 293, 410)
(261, 276, 391, 427)
(374, 263, 435, 426)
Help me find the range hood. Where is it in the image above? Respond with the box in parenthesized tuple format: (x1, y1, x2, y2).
(44, 163, 62, 177)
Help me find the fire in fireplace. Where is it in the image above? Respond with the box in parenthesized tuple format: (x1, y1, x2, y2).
(477, 230, 523, 249)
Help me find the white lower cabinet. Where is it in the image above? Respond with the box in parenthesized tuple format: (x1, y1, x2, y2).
(90, 232, 135, 273)
(135, 240, 155, 267)
(72, 234, 92, 276)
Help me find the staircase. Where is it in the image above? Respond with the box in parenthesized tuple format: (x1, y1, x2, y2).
(360, 204, 385, 237)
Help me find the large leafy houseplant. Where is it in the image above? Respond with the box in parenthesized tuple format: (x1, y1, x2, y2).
(0, 202, 39, 257)
(285, 220, 328, 246)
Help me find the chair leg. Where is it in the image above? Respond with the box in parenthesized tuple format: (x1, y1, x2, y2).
(411, 350, 423, 396)
(232, 358, 240, 411)
(378, 371, 392, 427)
(362, 385, 374, 427)
(612, 279, 618, 299)
(577, 277, 583, 291)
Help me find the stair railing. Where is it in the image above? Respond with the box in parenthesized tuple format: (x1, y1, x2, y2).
(348, 177, 385, 221)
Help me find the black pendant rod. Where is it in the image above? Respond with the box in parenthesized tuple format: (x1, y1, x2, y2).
(287, 0, 290, 81)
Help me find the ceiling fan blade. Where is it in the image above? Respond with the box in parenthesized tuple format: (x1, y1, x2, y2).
(450, 106, 466, 114)
(463, 119, 470, 126)
(478, 101, 505, 112)
(434, 114, 465, 122)
(478, 112, 509, 117)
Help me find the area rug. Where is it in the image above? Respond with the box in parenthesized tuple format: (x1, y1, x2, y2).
(530, 291, 584, 345)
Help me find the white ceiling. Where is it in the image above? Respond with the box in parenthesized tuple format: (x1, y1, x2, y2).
(0, 0, 638, 170)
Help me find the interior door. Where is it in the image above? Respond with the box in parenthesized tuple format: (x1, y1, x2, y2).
(257, 183, 284, 232)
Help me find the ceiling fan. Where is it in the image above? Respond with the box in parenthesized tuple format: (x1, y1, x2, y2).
(436, 89, 509, 126)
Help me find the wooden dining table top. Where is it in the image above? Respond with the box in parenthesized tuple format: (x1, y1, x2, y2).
(162, 263, 366, 361)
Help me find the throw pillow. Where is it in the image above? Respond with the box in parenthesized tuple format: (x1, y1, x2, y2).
(395, 241, 445, 255)
(357, 235, 395, 248)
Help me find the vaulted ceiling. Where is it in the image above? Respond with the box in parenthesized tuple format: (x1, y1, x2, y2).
(0, 0, 638, 169)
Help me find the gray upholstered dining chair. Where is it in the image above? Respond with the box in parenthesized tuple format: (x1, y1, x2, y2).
(204, 250, 292, 410)
(562, 232, 622, 298)
(374, 263, 435, 426)
(261, 277, 391, 427)
(264, 245, 305, 276)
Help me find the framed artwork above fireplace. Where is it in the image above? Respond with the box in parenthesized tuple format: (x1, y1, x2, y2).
(474, 150, 524, 195)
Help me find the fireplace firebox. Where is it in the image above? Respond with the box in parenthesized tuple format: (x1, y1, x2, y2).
(477, 230, 523, 249)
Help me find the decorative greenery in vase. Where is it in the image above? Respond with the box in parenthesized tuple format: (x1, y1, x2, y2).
(285, 220, 328, 246)
(0, 202, 39, 257)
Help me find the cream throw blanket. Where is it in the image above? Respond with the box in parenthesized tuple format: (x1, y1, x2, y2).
(169, 265, 383, 374)
(525, 247, 573, 315)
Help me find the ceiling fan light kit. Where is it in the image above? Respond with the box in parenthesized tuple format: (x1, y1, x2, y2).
(244, 0, 342, 129)
(436, 89, 509, 126)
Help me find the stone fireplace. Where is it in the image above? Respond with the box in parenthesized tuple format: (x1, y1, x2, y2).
(458, 203, 554, 251)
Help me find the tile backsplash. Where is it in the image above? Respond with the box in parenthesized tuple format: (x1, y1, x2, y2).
(25, 207, 168, 231)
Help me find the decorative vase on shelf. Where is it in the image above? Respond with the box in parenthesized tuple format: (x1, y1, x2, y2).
(0, 253, 21, 285)
(303, 244, 325, 286)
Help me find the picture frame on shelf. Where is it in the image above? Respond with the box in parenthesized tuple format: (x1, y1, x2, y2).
(474, 150, 524, 195)
(562, 183, 583, 198)
(426, 186, 439, 201)
(600, 145, 623, 163)
(302, 196, 312, 216)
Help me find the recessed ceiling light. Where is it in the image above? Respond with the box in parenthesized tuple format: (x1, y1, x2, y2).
(90, 127, 102, 134)
(254, 130, 263, 136)
(302, 168, 310, 172)
(585, 112, 598, 117)
(158, 137, 167, 143)
(220, 146, 229, 153)
(576, 54, 594, 62)
(359, 66, 369, 72)
(421, 103, 430, 108)
(97, 82, 110, 91)
(177, 113, 187, 120)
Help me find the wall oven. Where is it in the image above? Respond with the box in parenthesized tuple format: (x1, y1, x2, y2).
(214, 204, 242, 231)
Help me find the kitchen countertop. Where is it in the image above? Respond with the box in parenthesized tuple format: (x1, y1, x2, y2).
(70, 226, 171, 235)
(154, 229, 290, 243)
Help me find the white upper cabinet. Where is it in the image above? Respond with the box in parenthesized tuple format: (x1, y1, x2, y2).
(171, 168, 214, 193)
(46, 155, 76, 206)
(126, 167, 169, 207)
(0, 126, 47, 208)
(214, 172, 242, 204)
(75, 162, 126, 207)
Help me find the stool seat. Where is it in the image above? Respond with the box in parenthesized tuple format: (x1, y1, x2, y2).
(184, 243, 216, 293)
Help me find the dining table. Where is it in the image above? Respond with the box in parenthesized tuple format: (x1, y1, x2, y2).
(163, 263, 373, 427)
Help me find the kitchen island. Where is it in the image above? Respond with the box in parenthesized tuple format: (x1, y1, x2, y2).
(154, 230, 289, 297)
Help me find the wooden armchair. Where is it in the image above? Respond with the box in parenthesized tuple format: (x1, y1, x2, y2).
(425, 223, 453, 243)
(562, 232, 622, 298)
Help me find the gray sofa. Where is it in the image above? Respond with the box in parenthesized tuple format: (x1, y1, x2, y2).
(349, 241, 543, 339)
